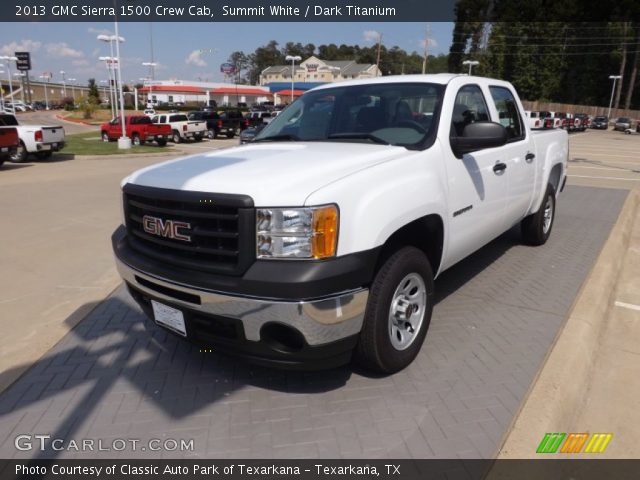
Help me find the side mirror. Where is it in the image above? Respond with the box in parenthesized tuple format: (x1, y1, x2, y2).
(451, 122, 508, 156)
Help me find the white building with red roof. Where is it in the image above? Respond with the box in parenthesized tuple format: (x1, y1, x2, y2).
(137, 80, 272, 107)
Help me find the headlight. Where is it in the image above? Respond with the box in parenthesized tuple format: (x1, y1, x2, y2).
(256, 205, 338, 259)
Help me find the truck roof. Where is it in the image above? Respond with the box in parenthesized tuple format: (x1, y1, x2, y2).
(310, 73, 512, 92)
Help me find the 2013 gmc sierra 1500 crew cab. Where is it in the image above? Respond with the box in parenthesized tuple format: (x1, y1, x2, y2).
(112, 74, 568, 373)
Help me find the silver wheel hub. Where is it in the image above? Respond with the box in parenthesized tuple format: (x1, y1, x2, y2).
(388, 273, 427, 351)
(543, 196, 553, 234)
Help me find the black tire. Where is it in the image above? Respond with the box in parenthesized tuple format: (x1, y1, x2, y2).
(101, 131, 109, 142)
(521, 184, 556, 246)
(132, 134, 141, 146)
(172, 130, 182, 143)
(354, 246, 434, 374)
(207, 128, 216, 139)
(156, 138, 167, 147)
(0, 158, 5, 168)
(9, 142, 28, 163)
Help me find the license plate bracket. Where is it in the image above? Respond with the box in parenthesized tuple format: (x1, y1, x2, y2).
(151, 300, 187, 337)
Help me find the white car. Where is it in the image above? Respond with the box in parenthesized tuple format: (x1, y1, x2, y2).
(112, 74, 568, 373)
(0, 113, 65, 162)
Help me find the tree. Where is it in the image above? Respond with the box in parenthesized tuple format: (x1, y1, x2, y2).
(87, 78, 100, 105)
(227, 51, 250, 84)
(246, 40, 285, 84)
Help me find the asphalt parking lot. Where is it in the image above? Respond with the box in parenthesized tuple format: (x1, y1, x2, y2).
(0, 121, 633, 459)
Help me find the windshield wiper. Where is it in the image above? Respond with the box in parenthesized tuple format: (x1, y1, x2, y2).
(327, 133, 390, 145)
(253, 134, 300, 143)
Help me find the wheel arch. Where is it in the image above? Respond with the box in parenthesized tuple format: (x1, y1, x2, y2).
(375, 214, 444, 276)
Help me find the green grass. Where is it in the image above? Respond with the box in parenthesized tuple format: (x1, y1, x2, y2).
(63, 130, 174, 156)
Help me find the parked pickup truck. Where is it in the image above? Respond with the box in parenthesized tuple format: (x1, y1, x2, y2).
(0, 113, 65, 163)
(0, 126, 19, 167)
(101, 116, 170, 146)
(112, 74, 568, 373)
(150, 113, 207, 143)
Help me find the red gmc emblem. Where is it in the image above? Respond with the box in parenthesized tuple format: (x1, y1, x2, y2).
(142, 215, 192, 242)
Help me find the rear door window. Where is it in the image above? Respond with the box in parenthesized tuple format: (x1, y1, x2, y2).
(489, 86, 524, 142)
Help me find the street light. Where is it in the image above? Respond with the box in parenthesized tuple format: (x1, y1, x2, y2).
(98, 32, 128, 148)
(0, 69, 4, 112)
(463, 60, 479, 75)
(0, 56, 18, 107)
(60, 70, 67, 97)
(142, 61, 157, 107)
(39, 72, 51, 110)
(99, 56, 118, 119)
(608, 75, 622, 118)
(285, 55, 301, 103)
(14, 72, 26, 103)
(68, 77, 77, 102)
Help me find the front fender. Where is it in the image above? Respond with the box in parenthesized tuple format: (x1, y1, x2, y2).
(304, 147, 448, 258)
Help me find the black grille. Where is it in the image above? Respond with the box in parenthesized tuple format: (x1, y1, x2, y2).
(123, 184, 255, 275)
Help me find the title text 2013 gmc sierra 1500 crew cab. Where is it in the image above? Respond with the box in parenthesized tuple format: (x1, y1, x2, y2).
(112, 74, 568, 373)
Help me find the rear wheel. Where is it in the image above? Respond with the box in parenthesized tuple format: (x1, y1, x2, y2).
(521, 184, 556, 245)
(172, 130, 182, 143)
(207, 128, 216, 139)
(355, 246, 434, 374)
(9, 142, 28, 163)
(132, 134, 141, 146)
(101, 131, 109, 142)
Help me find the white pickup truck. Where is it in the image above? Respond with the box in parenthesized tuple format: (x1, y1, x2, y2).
(112, 74, 568, 373)
(150, 113, 207, 143)
(0, 113, 66, 162)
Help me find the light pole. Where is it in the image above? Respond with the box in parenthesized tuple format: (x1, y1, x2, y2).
(68, 78, 77, 103)
(0, 69, 4, 112)
(39, 73, 51, 110)
(0, 56, 18, 105)
(60, 70, 67, 97)
(99, 57, 117, 119)
(285, 55, 301, 103)
(14, 72, 26, 103)
(142, 61, 157, 106)
(463, 60, 479, 75)
(608, 75, 622, 118)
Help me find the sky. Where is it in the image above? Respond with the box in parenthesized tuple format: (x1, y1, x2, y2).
(0, 22, 453, 85)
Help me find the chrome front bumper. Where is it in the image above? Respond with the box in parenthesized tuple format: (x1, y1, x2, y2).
(116, 257, 368, 346)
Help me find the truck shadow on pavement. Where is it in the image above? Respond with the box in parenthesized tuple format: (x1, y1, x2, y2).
(0, 227, 521, 459)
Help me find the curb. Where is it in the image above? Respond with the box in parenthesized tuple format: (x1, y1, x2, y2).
(493, 188, 640, 460)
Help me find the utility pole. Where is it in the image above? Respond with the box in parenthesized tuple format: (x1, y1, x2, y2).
(422, 24, 430, 74)
(375, 32, 383, 77)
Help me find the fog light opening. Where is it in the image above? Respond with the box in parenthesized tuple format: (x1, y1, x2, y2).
(260, 323, 306, 353)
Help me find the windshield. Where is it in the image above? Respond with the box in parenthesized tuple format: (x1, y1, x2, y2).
(594, 116, 607, 121)
(255, 82, 443, 149)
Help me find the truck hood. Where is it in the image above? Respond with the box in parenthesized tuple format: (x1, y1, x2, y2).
(125, 142, 407, 205)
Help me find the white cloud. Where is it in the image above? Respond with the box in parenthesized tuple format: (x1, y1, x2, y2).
(186, 50, 207, 67)
(0, 39, 42, 56)
(363, 30, 381, 42)
(46, 42, 84, 58)
(72, 59, 89, 67)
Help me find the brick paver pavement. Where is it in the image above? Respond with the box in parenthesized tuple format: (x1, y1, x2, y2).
(0, 186, 627, 459)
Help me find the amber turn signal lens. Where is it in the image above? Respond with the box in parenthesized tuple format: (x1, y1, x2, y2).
(311, 205, 338, 259)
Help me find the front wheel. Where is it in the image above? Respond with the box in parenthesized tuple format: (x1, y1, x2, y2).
(355, 246, 434, 374)
(521, 184, 556, 245)
(101, 131, 109, 142)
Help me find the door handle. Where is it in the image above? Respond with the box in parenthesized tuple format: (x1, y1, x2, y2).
(493, 162, 507, 173)
(525, 152, 535, 163)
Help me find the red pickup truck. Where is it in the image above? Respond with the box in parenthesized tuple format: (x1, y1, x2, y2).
(101, 116, 171, 146)
(0, 126, 19, 167)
